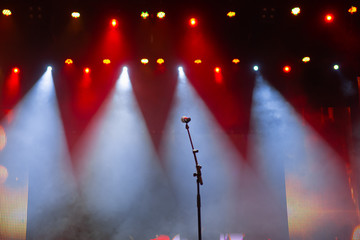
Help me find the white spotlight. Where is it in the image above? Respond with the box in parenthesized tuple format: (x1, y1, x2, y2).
(333, 64, 339, 70)
(178, 66, 184, 72)
(47, 66, 53, 71)
(253, 65, 259, 71)
(123, 66, 128, 72)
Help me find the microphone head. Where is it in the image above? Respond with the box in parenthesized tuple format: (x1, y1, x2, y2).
(181, 116, 191, 123)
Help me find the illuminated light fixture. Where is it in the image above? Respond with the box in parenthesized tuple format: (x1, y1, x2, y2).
(2, 9, 12, 16)
(47, 66, 52, 71)
(71, 12, 80, 18)
(194, 59, 202, 64)
(227, 11, 236, 18)
(291, 7, 301, 16)
(214, 67, 221, 73)
(333, 64, 339, 70)
(103, 59, 111, 64)
(178, 66, 184, 72)
(65, 59, 73, 65)
(302, 56, 310, 63)
(111, 19, 118, 27)
(157, 58, 165, 64)
(283, 65, 291, 73)
(157, 11, 166, 19)
(141, 11, 149, 19)
(141, 58, 149, 64)
(325, 14, 334, 22)
(189, 18, 197, 27)
(348, 6, 357, 14)
(84, 67, 91, 74)
(253, 65, 259, 71)
(12, 67, 19, 74)
(232, 59, 240, 64)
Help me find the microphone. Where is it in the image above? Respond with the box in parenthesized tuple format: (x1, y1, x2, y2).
(181, 116, 191, 123)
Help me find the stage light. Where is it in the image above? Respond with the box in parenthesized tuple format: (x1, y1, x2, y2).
(111, 19, 118, 27)
(291, 7, 301, 16)
(348, 6, 357, 14)
(47, 66, 52, 71)
(157, 58, 165, 64)
(2, 9, 12, 16)
(325, 14, 334, 23)
(71, 12, 80, 18)
(189, 18, 197, 27)
(178, 66, 184, 72)
(333, 64, 339, 70)
(227, 11, 236, 18)
(13, 67, 19, 74)
(302, 56, 310, 63)
(141, 11, 149, 19)
(283, 65, 291, 73)
(214, 67, 221, 73)
(0, 126, 6, 151)
(65, 59, 73, 65)
(194, 59, 202, 64)
(84, 67, 90, 74)
(103, 59, 111, 64)
(232, 59, 240, 64)
(157, 11, 165, 19)
(253, 65, 259, 71)
(141, 58, 149, 64)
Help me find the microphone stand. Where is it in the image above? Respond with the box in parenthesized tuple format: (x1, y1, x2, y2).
(184, 122, 203, 240)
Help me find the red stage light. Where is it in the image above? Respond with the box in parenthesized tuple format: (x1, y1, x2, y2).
(2, 9, 12, 16)
(283, 65, 291, 73)
(291, 7, 301, 16)
(325, 14, 334, 22)
(84, 67, 90, 74)
(232, 59, 240, 64)
(189, 18, 197, 27)
(302, 56, 310, 63)
(12, 67, 19, 74)
(215, 67, 221, 73)
(65, 59, 73, 65)
(111, 19, 118, 27)
(194, 59, 202, 64)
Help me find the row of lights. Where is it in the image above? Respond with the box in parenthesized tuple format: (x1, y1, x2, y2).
(8, 63, 341, 75)
(3, 6, 357, 19)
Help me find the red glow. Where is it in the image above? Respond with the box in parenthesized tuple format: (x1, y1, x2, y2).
(215, 67, 221, 73)
(84, 68, 90, 74)
(111, 19, 118, 27)
(283, 65, 291, 73)
(325, 14, 334, 22)
(12, 67, 19, 74)
(189, 18, 197, 27)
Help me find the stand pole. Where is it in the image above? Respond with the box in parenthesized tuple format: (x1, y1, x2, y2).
(184, 123, 203, 240)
